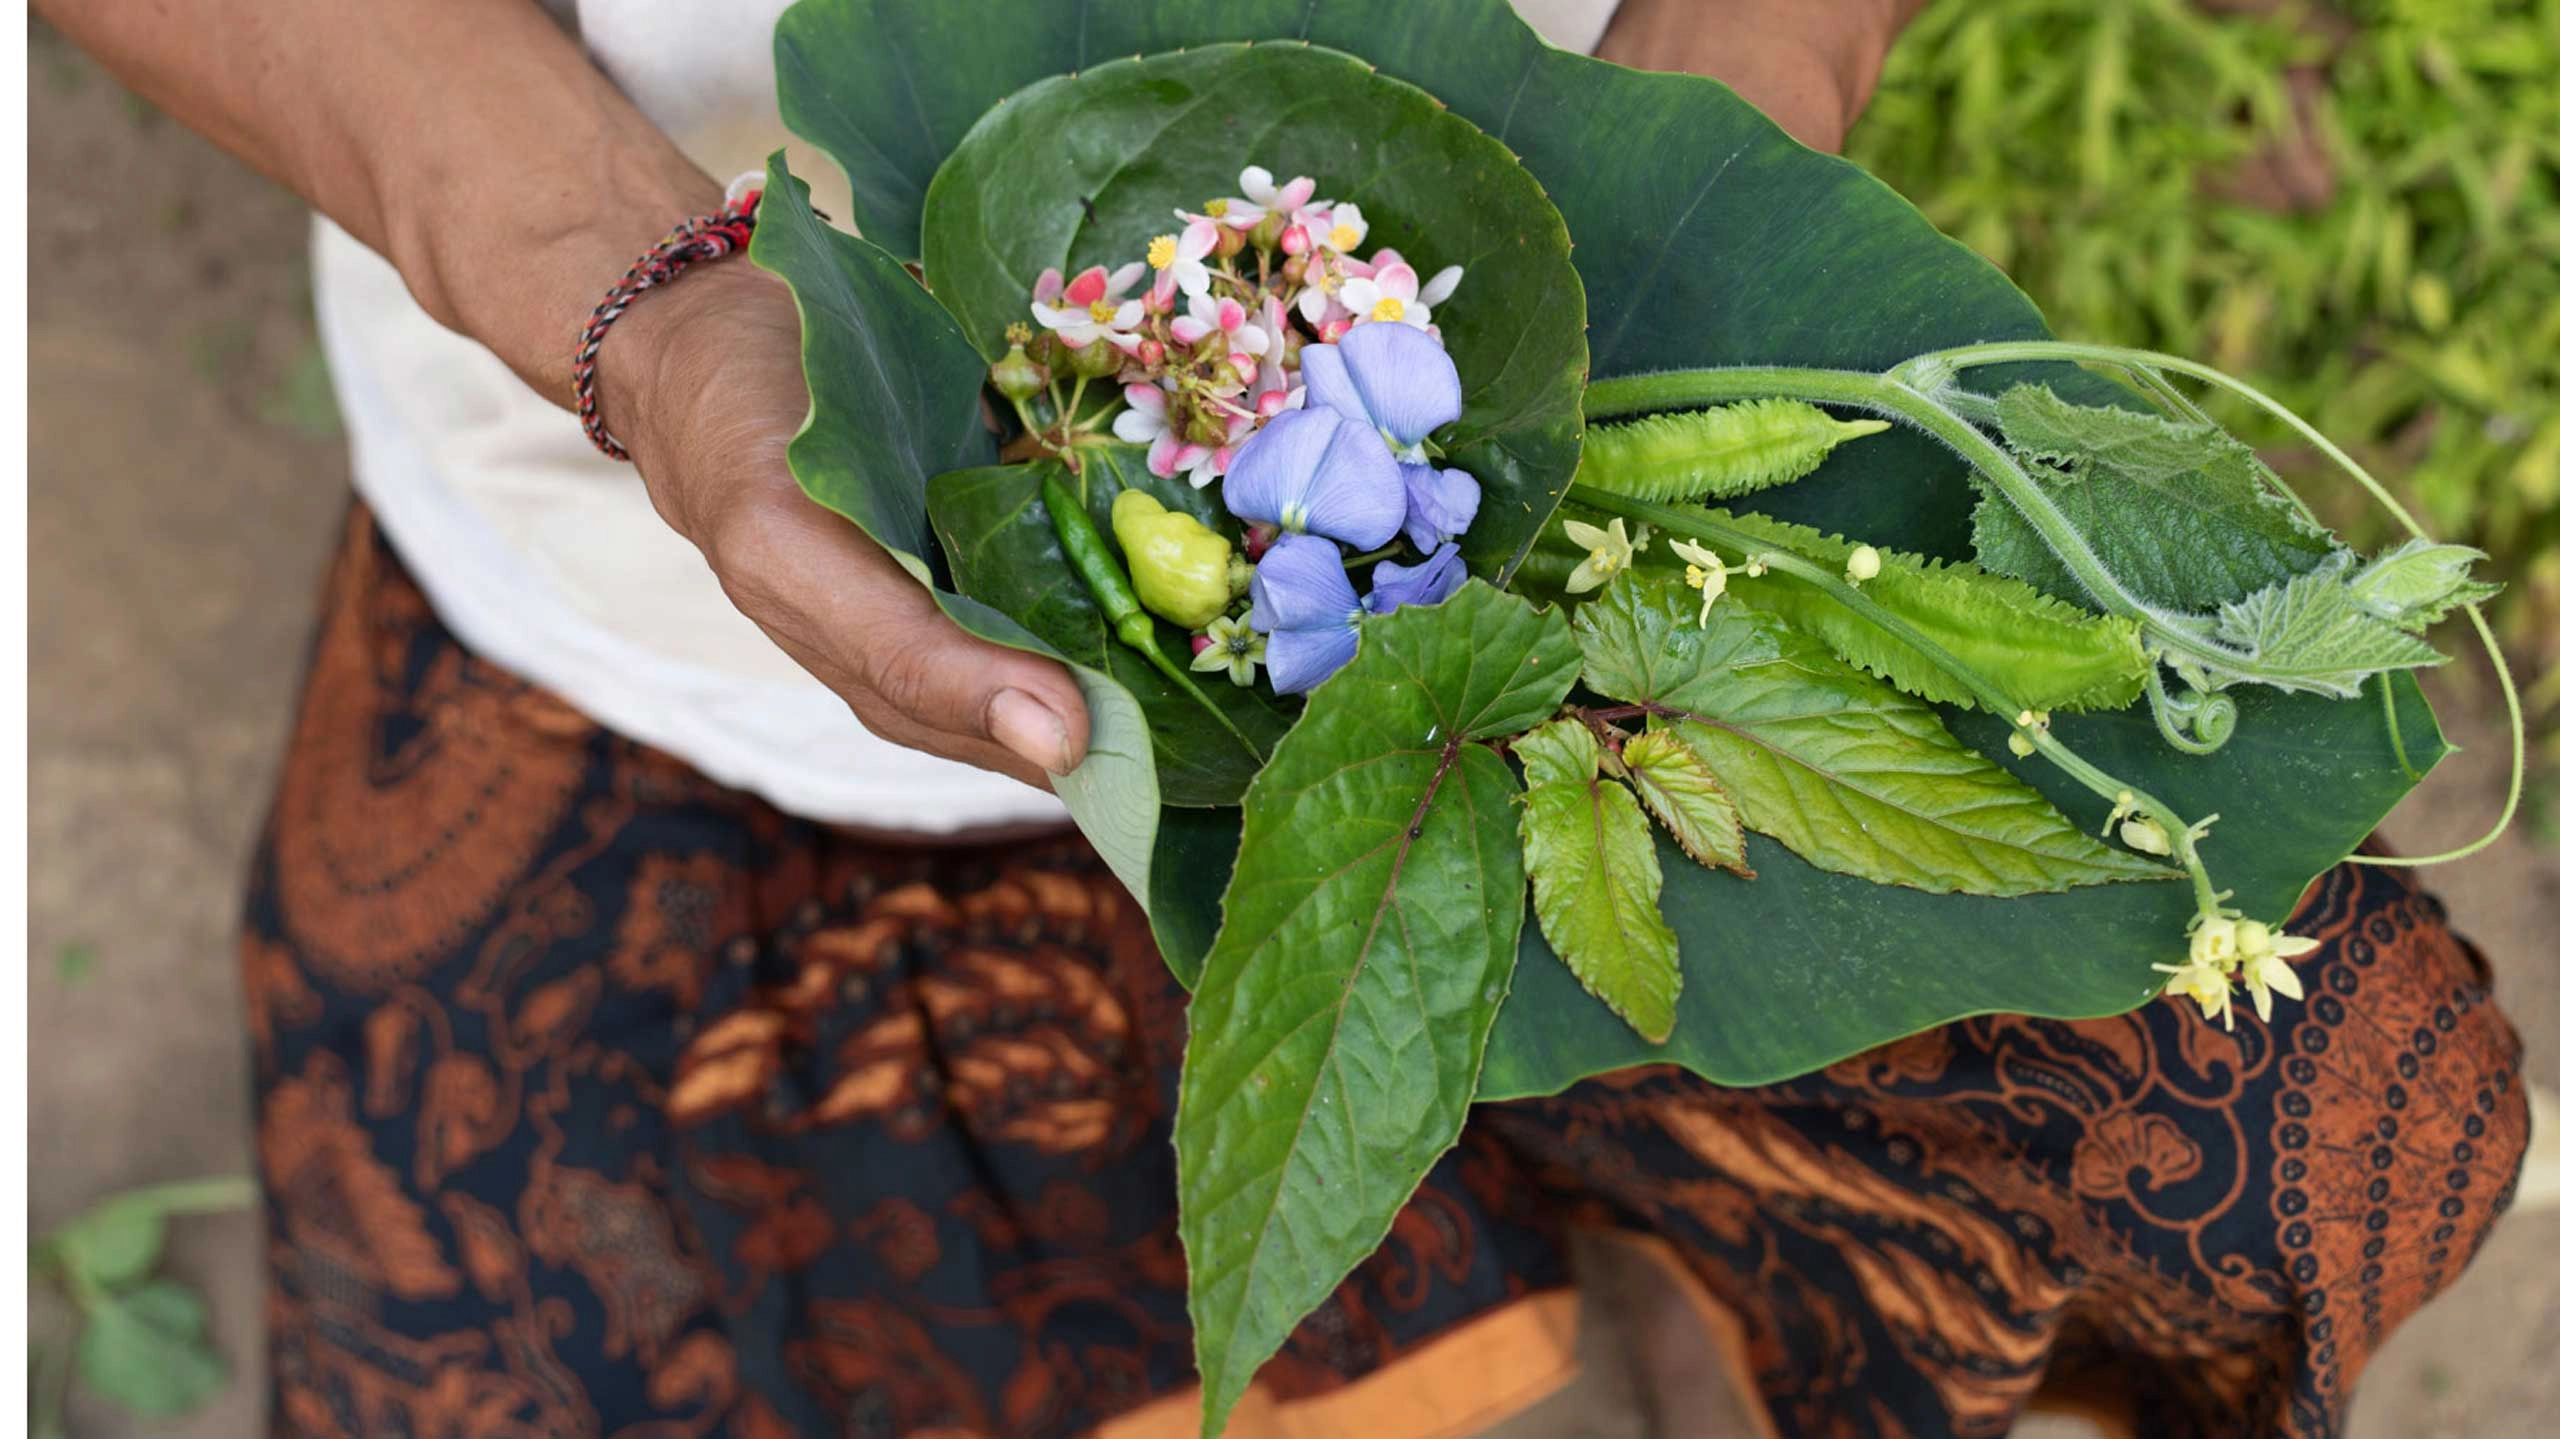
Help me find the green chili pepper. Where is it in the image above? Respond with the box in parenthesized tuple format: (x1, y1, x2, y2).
(1042, 474, 1268, 761)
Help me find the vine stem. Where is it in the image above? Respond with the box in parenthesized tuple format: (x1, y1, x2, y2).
(1571, 488, 2224, 917)
(1584, 366, 2265, 680)
(1916, 340, 2526, 868)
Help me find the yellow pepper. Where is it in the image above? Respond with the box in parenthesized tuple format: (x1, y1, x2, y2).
(1110, 490, 1236, 629)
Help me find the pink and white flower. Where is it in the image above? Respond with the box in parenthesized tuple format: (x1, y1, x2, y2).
(1225, 165, 1316, 229)
(1309, 200, 1369, 255)
(1110, 383, 1254, 488)
(1295, 251, 1353, 329)
(1340, 260, 1462, 330)
(1030, 262, 1148, 350)
(1146, 219, 1220, 305)
(1169, 291, 1271, 357)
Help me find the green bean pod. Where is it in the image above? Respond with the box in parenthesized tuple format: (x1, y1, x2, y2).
(1575, 399, 1891, 504)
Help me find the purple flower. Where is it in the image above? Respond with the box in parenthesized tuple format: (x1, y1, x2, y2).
(1365, 543, 1467, 616)
(1248, 534, 1364, 693)
(1298, 320, 1462, 456)
(1399, 462, 1479, 552)
(1222, 407, 1406, 551)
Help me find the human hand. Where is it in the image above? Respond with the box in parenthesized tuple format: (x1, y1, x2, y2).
(601, 260, 1091, 790)
(1596, 0, 1922, 153)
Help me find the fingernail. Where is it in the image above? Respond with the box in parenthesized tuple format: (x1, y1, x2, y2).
(988, 688, 1074, 774)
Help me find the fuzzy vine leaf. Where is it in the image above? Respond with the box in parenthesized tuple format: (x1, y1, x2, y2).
(1971, 384, 2336, 611)
(1685, 508, 2152, 712)
(2346, 538, 2499, 631)
(1574, 577, 2174, 896)
(2197, 556, 2452, 697)
(1620, 729, 1751, 875)
(1515, 720, 1683, 1043)
(1576, 400, 1890, 505)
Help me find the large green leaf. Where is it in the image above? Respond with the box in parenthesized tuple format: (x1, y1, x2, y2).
(770, 0, 2445, 1086)
(1175, 582, 1576, 1436)
(927, 447, 1296, 806)
(751, 154, 1163, 896)
(918, 44, 1587, 581)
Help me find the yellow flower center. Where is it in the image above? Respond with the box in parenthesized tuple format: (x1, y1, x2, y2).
(1329, 222, 1363, 250)
(1593, 552, 1623, 577)
(1685, 564, 1710, 588)
(1087, 298, 1118, 323)
(1205, 198, 1230, 217)
(1147, 234, 1178, 268)
(1370, 296, 1405, 322)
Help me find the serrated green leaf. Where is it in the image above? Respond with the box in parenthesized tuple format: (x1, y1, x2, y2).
(1575, 576, 2171, 896)
(1620, 729, 1750, 876)
(2347, 537, 2499, 631)
(75, 1281, 226, 1417)
(1177, 582, 1577, 1437)
(1577, 401, 1891, 505)
(1514, 722, 1682, 1043)
(927, 449, 1297, 806)
(1683, 508, 2151, 712)
(2203, 557, 2452, 697)
(1972, 383, 2337, 610)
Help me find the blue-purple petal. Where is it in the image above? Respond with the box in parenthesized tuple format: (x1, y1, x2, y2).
(1248, 533, 1362, 634)
(1264, 625, 1362, 694)
(1365, 544, 1467, 615)
(1220, 408, 1406, 551)
(1399, 463, 1480, 552)
(1336, 322, 1462, 448)
(1296, 342, 1357, 423)
(1297, 419, 1406, 551)
(1220, 408, 1333, 531)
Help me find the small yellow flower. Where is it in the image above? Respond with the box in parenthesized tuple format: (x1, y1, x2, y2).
(2007, 709, 2050, 758)
(2187, 914, 2240, 968)
(1190, 610, 1267, 687)
(1742, 555, 1769, 578)
(1004, 321, 1033, 345)
(1562, 518, 1636, 594)
(1667, 538, 1728, 625)
(2153, 954, 2236, 1029)
(2234, 919, 2315, 1021)
(1845, 544, 1882, 585)
(1147, 234, 1179, 269)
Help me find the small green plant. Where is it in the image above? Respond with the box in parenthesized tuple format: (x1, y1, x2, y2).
(29, 1177, 255, 1437)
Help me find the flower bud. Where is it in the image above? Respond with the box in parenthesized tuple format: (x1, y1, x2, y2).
(1185, 406, 1233, 446)
(1136, 338, 1167, 369)
(1213, 225, 1249, 260)
(1111, 490, 1236, 629)
(2119, 817, 2173, 857)
(1280, 224, 1311, 256)
(1228, 352, 1259, 388)
(1227, 553, 1256, 599)
(1243, 523, 1279, 561)
(989, 343, 1049, 401)
(1280, 254, 1308, 285)
(1845, 544, 1883, 584)
(1066, 339, 1121, 379)
(1028, 332, 1067, 369)
(1248, 212, 1285, 252)
(1316, 317, 1352, 344)
(1191, 633, 1216, 657)
(1281, 330, 1304, 365)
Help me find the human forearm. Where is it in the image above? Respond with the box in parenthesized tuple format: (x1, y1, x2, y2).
(37, 0, 718, 408)
(1597, 0, 1926, 151)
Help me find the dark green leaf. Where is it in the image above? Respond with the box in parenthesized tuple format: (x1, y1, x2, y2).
(918, 44, 1586, 581)
(75, 1282, 226, 1417)
(1620, 729, 1749, 876)
(1148, 807, 1242, 990)
(927, 447, 1297, 805)
(1574, 577, 2168, 896)
(1177, 582, 1576, 1436)
(1973, 383, 2337, 611)
(753, 152, 1165, 897)
(1514, 721, 1681, 1043)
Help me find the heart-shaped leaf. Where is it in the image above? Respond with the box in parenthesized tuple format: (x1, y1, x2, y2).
(919, 43, 1587, 580)
(76, 1282, 226, 1418)
(1176, 581, 1577, 1436)
(1514, 719, 1682, 1042)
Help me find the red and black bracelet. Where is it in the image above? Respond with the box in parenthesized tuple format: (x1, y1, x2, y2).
(571, 174, 764, 460)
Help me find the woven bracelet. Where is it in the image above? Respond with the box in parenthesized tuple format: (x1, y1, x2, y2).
(570, 172, 765, 461)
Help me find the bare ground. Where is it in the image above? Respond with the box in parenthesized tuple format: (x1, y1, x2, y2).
(25, 26, 2557, 1438)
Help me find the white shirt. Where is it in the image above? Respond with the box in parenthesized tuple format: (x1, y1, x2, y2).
(314, 0, 1619, 830)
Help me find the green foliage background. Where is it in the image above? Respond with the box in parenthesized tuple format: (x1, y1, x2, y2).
(1849, 0, 2559, 745)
